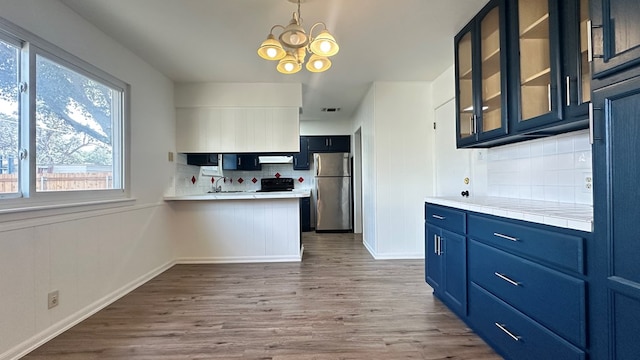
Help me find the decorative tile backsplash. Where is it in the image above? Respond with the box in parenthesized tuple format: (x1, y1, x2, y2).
(168, 153, 314, 196)
(487, 130, 592, 205)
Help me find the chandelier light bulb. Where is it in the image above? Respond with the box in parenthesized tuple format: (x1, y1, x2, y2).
(266, 48, 277, 58)
(313, 60, 324, 70)
(320, 41, 331, 53)
(284, 62, 295, 72)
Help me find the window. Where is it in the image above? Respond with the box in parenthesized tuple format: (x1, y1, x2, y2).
(0, 19, 128, 207)
(0, 38, 19, 196)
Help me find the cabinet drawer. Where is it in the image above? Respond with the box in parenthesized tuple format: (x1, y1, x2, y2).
(425, 204, 466, 234)
(468, 240, 586, 348)
(468, 282, 585, 360)
(467, 214, 585, 274)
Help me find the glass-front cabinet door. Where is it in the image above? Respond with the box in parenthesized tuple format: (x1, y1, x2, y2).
(512, 0, 562, 131)
(456, 29, 475, 144)
(480, 6, 504, 136)
(578, 0, 590, 105)
(455, 0, 507, 147)
(562, 0, 591, 121)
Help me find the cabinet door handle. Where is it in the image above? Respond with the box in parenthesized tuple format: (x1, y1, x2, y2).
(473, 114, 477, 135)
(547, 84, 552, 112)
(254, 158, 258, 167)
(294, 157, 298, 166)
(431, 214, 445, 220)
(434, 234, 438, 255)
(495, 323, 521, 341)
(587, 20, 603, 62)
(325, 138, 329, 146)
(437, 235, 442, 256)
(494, 272, 521, 286)
(588, 103, 603, 145)
(493, 232, 518, 242)
(566, 76, 571, 107)
(329, 138, 332, 147)
(238, 157, 241, 166)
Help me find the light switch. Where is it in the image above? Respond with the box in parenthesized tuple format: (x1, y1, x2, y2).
(168, 152, 174, 162)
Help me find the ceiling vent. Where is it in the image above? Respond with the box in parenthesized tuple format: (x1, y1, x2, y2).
(321, 107, 341, 113)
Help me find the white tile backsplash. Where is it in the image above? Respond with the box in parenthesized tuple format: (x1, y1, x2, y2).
(486, 130, 592, 205)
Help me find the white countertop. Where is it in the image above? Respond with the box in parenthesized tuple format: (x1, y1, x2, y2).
(425, 196, 593, 232)
(164, 189, 311, 201)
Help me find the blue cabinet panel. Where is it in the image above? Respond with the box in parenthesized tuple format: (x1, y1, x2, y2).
(441, 229, 467, 316)
(468, 282, 585, 360)
(592, 76, 640, 359)
(613, 292, 640, 359)
(468, 240, 586, 347)
(425, 205, 466, 234)
(467, 213, 585, 274)
(425, 224, 442, 293)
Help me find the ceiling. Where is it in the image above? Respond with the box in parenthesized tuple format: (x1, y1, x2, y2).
(59, 0, 488, 121)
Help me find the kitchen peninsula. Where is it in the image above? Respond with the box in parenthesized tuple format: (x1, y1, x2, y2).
(165, 190, 310, 263)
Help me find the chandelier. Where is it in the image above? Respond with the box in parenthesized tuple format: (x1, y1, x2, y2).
(257, 0, 339, 74)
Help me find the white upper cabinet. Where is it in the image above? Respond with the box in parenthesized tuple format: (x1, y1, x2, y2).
(175, 83, 301, 153)
(176, 107, 300, 153)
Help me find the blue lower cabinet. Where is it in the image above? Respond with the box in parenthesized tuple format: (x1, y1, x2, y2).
(425, 204, 467, 317)
(425, 203, 590, 359)
(468, 282, 585, 360)
(468, 240, 586, 348)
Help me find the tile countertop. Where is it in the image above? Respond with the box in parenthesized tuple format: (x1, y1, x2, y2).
(424, 196, 593, 232)
(164, 189, 311, 201)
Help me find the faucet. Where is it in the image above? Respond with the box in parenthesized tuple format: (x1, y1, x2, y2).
(212, 176, 227, 193)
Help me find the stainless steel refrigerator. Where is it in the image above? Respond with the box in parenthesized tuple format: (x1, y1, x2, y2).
(314, 153, 352, 231)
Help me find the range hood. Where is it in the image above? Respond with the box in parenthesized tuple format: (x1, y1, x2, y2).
(258, 155, 293, 164)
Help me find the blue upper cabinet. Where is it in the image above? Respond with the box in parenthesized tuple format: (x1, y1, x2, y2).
(293, 136, 310, 170)
(511, 0, 594, 133)
(456, 0, 591, 148)
(222, 154, 261, 171)
(590, 0, 640, 81)
(455, 0, 508, 148)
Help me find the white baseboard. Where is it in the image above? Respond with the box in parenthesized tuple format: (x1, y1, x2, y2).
(2, 260, 175, 360)
(373, 252, 424, 260)
(176, 253, 302, 264)
(363, 240, 376, 258)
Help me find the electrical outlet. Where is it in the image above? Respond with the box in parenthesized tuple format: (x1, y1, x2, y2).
(48, 290, 59, 309)
(583, 173, 593, 193)
(168, 152, 174, 162)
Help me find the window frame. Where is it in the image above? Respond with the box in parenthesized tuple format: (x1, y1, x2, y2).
(0, 17, 130, 210)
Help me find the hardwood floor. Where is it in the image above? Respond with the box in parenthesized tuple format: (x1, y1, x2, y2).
(24, 233, 500, 359)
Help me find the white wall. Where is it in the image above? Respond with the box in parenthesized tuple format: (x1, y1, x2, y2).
(353, 82, 434, 259)
(352, 86, 377, 254)
(431, 66, 488, 197)
(0, 1, 175, 359)
(300, 119, 353, 135)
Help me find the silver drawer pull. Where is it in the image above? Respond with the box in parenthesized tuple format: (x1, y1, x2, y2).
(495, 323, 521, 341)
(494, 272, 521, 286)
(431, 214, 445, 220)
(493, 232, 518, 242)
